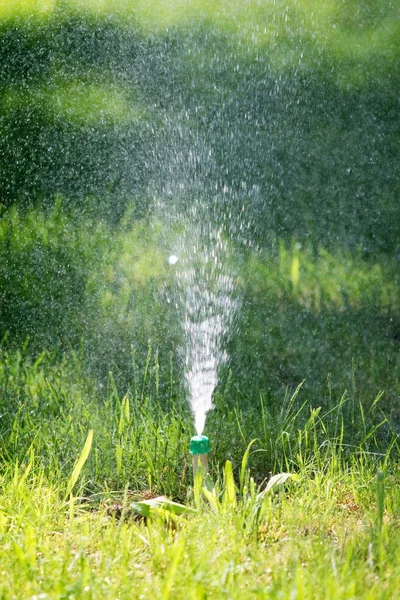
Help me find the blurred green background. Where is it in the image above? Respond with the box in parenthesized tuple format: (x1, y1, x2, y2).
(1, 0, 399, 425)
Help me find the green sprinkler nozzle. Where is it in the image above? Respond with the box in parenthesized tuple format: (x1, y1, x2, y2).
(190, 435, 210, 477)
(189, 435, 210, 455)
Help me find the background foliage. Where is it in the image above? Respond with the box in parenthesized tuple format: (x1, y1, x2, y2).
(0, 0, 399, 427)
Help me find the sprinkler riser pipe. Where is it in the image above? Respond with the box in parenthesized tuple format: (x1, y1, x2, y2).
(192, 453, 209, 477)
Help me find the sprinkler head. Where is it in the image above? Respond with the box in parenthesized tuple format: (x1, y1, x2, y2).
(189, 435, 210, 455)
(190, 435, 210, 478)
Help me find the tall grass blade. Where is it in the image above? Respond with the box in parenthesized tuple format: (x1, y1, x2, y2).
(376, 470, 385, 535)
(161, 537, 185, 600)
(65, 429, 93, 498)
(223, 460, 237, 509)
(239, 438, 257, 497)
(202, 488, 221, 513)
(18, 447, 35, 488)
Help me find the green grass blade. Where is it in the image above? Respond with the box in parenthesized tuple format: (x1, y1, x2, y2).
(161, 536, 185, 600)
(223, 460, 237, 509)
(239, 438, 258, 497)
(65, 429, 93, 498)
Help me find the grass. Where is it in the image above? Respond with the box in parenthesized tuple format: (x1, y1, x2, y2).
(227, 241, 400, 416)
(0, 343, 191, 498)
(1, 416, 399, 598)
(2, 340, 396, 495)
(1, 341, 400, 598)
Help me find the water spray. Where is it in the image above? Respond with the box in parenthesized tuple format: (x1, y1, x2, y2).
(189, 434, 210, 477)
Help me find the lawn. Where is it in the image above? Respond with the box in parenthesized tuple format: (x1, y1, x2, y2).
(1, 341, 399, 599)
(1, 420, 399, 599)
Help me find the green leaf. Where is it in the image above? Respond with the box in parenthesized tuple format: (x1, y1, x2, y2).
(130, 496, 196, 518)
(130, 501, 151, 518)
